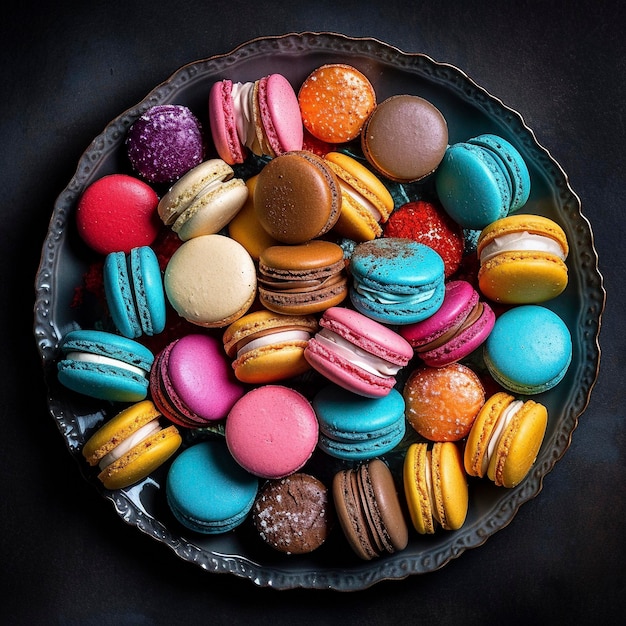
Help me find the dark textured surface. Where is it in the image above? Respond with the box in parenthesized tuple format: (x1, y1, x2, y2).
(3, 0, 624, 623)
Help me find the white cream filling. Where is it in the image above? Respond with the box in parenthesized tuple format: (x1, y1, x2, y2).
(230, 81, 259, 151)
(339, 180, 382, 222)
(237, 330, 311, 358)
(481, 400, 524, 474)
(480, 232, 566, 263)
(66, 351, 147, 378)
(98, 419, 162, 470)
(354, 283, 436, 305)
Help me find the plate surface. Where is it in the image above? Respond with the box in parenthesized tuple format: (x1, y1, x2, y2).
(34, 32, 604, 590)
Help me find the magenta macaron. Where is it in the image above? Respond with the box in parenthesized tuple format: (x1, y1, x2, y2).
(225, 385, 318, 479)
(304, 306, 414, 398)
(399, 280, 496, 367)
(150, 333, 246, 428)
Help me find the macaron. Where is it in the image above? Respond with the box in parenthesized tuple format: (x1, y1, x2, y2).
(82, 400, 182, 490)
(157, 159, 248, 241)
(349, 237, 446, 325)
(403, 441, 468, 534)
(222, 309, 319, 384)
(332, 459, 408, 561)
(483, 305, 573, 394)
(76, 174, 160, 255)
(125, 104, 205, 184)
(252, 473, 334, 555)
(57, 329, 154, 402)
(435, 133, 531, 229)
(254, 151, 341, 244)
(150, 333, 245, 427)
(164, 234, 257, 328)
(304, 306, 414, 398)
(399, 280, 496, 367)
(403, 363, 485, 441)
(464, 391, 548, 488)
(361, 94, 448, 183)
(166, 440, 259, 534)
(257, 240, 348, 315)
(208, 73, 303, 164)
(225, 385, 319, 480)
(298, 64, 376, 144)
(477, 213, 569, 304)
(313, 385, 406, 461)
(103, 246, 166, 339)
(323, 151, 394, 241)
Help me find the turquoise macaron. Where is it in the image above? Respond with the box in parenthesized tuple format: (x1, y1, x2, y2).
(103, 246, 166, 338)
(435, 133, 531, 229)
(312, 385, 406, 460)
(57, 329, 154, 402)
(166, 440, 259, 534)
(483, 305, 572, 395)
(349, 237, 445, 325)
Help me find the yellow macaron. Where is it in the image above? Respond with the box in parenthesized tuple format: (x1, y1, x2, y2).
(82, 400, 182, 490)
(477, 214, 569, 303)
(464, 391, 548, 488)
(403, 441, 468, 534)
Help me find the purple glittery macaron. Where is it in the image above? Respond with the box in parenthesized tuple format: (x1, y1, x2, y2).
(126, 104, 205, 184)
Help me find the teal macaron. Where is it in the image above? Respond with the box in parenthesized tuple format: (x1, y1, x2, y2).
(483, 305, 572, 395)
(103, 246, 166, 338)
(313, 385, 406, 461)
(57, 329, 154, 402)
(166, 440, 259, 534)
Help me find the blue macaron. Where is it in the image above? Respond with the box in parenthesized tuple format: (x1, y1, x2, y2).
(349, 237, 445, 325)
(57, 329, 154, 402)
(483, 305, 572, 395)
(435, 133, 531, 229)
(312, 385, 406, 461)
(166, 440, 259, 534)
(103, 246, 166, 338)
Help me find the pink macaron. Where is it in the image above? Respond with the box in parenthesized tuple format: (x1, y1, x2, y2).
(304, 306, 414, 398)
(150, 333, 246, 427)
(399, 280, 496, 367)
(225, 385, 319, 479)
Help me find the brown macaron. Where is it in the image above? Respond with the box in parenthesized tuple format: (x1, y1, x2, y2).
(254, 151, 342, 244)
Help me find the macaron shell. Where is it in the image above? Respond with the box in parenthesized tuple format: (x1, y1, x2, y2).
(432, 442, 468, 530)
(403, 442, 435, 534)
(103, 251, 142, 338)
(208, 79, 245, 165)
(130, 246, 166, 336)
(258, 74, 303, 154)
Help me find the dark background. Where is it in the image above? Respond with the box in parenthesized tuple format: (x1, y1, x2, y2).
(3, 1, 624, 623)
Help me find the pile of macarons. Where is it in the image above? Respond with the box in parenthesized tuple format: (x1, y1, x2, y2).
(58, 62, 574, 561)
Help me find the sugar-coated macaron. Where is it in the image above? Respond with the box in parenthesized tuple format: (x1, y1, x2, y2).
(435, 133, 531, 229)
(150, 333, 245, 427)
(323, 151, 394, 241)
(164, 234, 256, 328)
(464, 391, 548, 487)
(361, 94, 448, 183)
(103, 246, 166, 339)
(76, 174, 160, 255)
(222, 309, 319, 383)
(257, 240, 348, 315)
(82, 400, 182, 490)
(125, 104, 205, 184)
(403, 441, 468, 534)
(349, 237, 446, 325)
(332, 459, 408, 561)
(304, 306, 414, 398)
(313, 385, 406, 461)
(252, 473, 334, 555)
(477, 214, 569, 304)
(383, 200, 465, 278)
(403, 363, 485, 441)
(57, 329, 154, 402)
(166, 440, 259, 534)
(298, 64, 376, 144)
(483, 305, 572, 394)
(399, 280, 495, 367)
(254, 151, 342, 244)
(225, 385, 319, 479)
(157, 159, 248, 241)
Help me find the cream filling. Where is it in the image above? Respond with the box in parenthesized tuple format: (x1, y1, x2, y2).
(481, 400, 524, 474)
(480, 232, 566, 263)
(354, 283, 436, 305)
(340, 180, 382, 222)
(315, 328, 401, 377)
(65, 351, 147, 378)
(424, 450, 439, 525)
(237, 330, 311, 358)
(230, 81, 260, 152)
(98, 419, 162, 470)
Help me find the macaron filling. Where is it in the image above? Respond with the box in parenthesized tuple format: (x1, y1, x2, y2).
(98, 419, 162, 470)
(230, 81, 262, 153)
(339, 180, 383, 222)
(482, 400, 523, 474)
(354, 283, 437, 305)
(236, 329, 312, 357)
(479, 232, 567, 262)
(65, 351, 148, 378)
